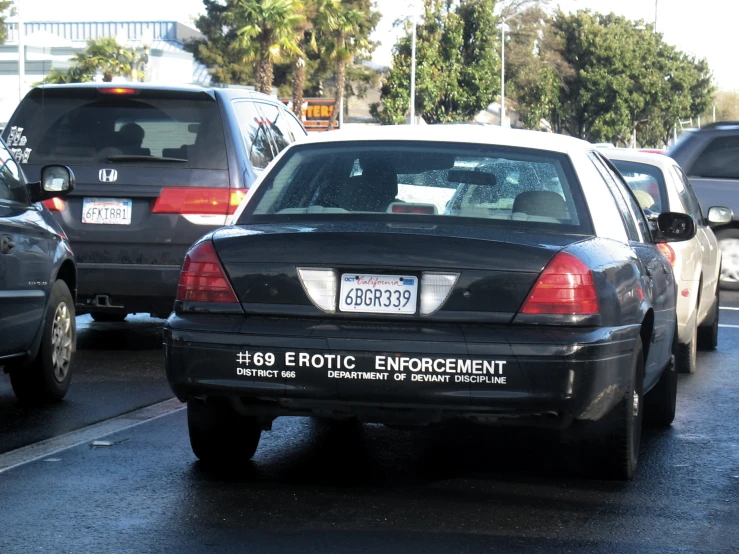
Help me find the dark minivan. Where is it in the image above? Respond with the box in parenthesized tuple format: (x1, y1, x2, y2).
(2, 83, 307, 320)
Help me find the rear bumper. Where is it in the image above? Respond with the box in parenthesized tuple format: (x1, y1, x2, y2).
(76, 263, 180, 316)
(164, 315, 641, 427)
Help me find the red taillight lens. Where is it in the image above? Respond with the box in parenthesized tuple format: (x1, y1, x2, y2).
(98, 87, 138, 95)
(521, 252, 599, 315)
(657, 243, 676, 267)
(42, 198, 66, 211)
(152, 187, 247, 216)
(176, 240, 238, 303)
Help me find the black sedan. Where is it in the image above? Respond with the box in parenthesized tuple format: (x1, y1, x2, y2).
(0, 135, 77, 403)
(164, 127, 694, 480)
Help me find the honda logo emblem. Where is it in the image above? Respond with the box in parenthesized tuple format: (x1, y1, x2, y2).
(99, 169, 118, 183)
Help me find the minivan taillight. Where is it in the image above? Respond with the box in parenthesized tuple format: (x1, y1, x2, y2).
(176, 240, 238, 303)
(521, 252, 599, 315)
(153, 187, 247, 216)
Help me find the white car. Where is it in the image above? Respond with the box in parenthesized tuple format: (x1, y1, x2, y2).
(605, 149, 732, 373)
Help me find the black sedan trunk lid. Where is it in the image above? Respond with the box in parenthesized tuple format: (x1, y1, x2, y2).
(212, 223, 587, 321)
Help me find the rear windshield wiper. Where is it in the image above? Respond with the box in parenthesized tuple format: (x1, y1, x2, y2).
(106, 155, 188, 164)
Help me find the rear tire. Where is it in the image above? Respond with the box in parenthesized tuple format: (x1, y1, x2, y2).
(697, 286, 719, 350)
(90, 312, 127, 323)
(644, 359, 677, 428)
(675, 316, 697, 374)
(581, 337, 644, 480)
(187, 398, 262, 465)
(10, 280, 75, 404)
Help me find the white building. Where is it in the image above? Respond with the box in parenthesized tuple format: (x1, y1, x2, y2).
(0, 21, 211, 124)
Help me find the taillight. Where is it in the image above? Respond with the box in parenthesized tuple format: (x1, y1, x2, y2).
(657, 243, 676, 266)
(152, 187, 247, 216)
(521, 252, 599, 315)
(42, 198, 66, 211)
(98, 87, 138, 95)
(391, 204, 435, 214)
(176, 240, 238, 303)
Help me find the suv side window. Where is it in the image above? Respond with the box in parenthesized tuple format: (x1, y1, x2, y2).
(671, 165, 705, 223)
(256, 102, 293, 153)
(589, 152, 642, 241)
(690, 135, 739, 179)
(284, 109, 308, 142)
(0, 141, 27, 203)
(232, 101, 275, 169)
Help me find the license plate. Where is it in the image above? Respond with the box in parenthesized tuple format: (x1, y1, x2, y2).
(339, 274, 418, 314)
(82, 198, 132, 225)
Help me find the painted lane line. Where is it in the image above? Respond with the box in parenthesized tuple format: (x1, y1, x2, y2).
(719, 306, 739, 311)
(718, 324, 739, 329)
(0, 398, 184, 474)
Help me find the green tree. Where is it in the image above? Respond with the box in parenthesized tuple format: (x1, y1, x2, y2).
(225, 0, 305, 94)
(0, 1, 11, 45)
(186, 0, 256, 85)
(373, 0, 499, 125)
(517, 10, 715, 146)
(43, 38, 146, 84)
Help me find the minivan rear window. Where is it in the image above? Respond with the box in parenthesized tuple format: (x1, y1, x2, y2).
(239, 141, 591, 233)
(4, 88, 228, 170)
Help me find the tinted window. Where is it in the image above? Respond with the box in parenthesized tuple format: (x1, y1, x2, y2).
(6, 90, 228, 170)
(284, 110, 308, 142)
(0, 141, 26, 203)
(240, 141, 590, 233)
(256, 103, 293, 152)
(233, 101, 275, 169)
(690, 136, 739, 179)
(610, 159, 668, 213)
(672, 165, 704, 222)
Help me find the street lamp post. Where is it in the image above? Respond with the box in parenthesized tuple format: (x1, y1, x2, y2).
(654, 0, 658, 32)
(17, 0, 24, 103)
(500, 19, 507, 127)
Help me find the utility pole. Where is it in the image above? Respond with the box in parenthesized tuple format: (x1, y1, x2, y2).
(500, 20, 506, 127)
(654, 0, 658, 32)
(17, 0, 24, 103)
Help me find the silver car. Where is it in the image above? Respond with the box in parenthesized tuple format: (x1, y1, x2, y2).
(605, 149, 732, 373)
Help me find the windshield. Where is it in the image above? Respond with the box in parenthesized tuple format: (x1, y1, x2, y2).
(4, 90, 228, 170)
(239, 141, 590, 232)
(610, 159, 668, 213)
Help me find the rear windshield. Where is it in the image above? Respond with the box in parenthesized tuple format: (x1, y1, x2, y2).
(610, 159, 668, 213)
(4, 89, 228, 169)
(239, 141, 590, 232)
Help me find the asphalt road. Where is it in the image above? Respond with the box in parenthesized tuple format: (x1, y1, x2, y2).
(0, 300, 737, 553)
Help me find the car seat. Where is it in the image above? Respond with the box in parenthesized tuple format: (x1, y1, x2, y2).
(512, 190, 568, 220)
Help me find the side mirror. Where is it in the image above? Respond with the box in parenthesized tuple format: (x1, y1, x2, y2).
(707, 206, 733, 226)
(28, 165, 76, 203)
(653, 212, 696, 243)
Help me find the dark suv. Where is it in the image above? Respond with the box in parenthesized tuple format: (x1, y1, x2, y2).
(2, 84, 307, 320)
(669, 122, 739, 289)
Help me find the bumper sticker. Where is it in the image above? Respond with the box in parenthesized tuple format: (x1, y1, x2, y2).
(235, 351, 508, 385)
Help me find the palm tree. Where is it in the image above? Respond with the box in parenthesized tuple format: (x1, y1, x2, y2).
(315, 4, 366, 129)
(43, 38, 146, 84)
(226, 0, 306, 95)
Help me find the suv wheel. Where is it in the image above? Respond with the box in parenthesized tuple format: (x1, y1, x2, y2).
(717, 229, 739, 290)
(10, 280, 75, 404)
(187, 398, 262, 465)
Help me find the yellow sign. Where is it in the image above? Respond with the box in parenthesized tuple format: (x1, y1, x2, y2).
(281, 98, 339, 131)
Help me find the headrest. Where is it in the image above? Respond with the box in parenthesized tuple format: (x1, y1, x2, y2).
(512, 190, 567, 220)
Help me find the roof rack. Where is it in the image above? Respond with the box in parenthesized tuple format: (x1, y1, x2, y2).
(700, 121, 739, 130)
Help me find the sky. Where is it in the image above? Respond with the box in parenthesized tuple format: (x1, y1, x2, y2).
(12, 0, 739, 91)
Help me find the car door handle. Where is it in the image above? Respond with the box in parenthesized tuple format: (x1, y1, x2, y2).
(0, 235, 15, 255)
